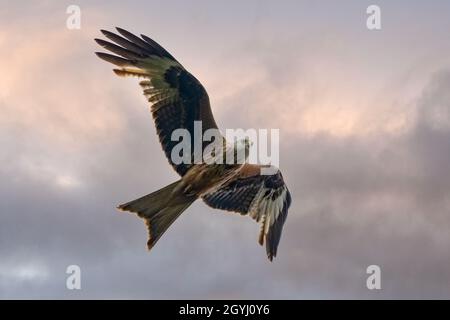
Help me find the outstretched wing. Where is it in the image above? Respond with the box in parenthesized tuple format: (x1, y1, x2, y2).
(95, 27, 222, 176)
(202, 164, 292, 261)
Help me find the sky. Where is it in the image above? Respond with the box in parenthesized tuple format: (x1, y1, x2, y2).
(1, 0, 450, 299)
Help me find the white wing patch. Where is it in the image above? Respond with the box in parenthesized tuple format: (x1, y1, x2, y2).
(248, 185, 288, 246)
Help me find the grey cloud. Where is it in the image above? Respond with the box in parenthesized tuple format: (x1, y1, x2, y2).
(2, 1, 450, 299)
(2, 70, 450, 299)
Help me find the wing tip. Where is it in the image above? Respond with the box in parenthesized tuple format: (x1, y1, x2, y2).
(95, 51, 115, 63)
(115, 26, 128, 34)
(94, 38, 113, 48)
(100, 29, 111, 37)
(95, 51, 128, 65)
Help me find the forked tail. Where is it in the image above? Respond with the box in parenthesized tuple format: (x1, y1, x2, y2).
(118, 180, 197, 249)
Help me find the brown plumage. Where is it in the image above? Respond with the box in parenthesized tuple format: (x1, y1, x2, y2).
(95, 28, 292, 261)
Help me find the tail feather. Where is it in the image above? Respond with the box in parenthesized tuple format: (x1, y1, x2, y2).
(143, 201, 193, 249)
(118, 180, 197, 250)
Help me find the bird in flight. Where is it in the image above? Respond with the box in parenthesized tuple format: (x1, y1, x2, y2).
(95, 28, 291, 261)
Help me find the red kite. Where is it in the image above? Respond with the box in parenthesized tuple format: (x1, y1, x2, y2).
(95, 28, 291, 261)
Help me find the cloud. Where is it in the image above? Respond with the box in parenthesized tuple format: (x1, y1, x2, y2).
(1, 0, 450, 299)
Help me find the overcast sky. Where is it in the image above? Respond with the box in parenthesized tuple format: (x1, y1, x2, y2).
(1, 0, 450, 299)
